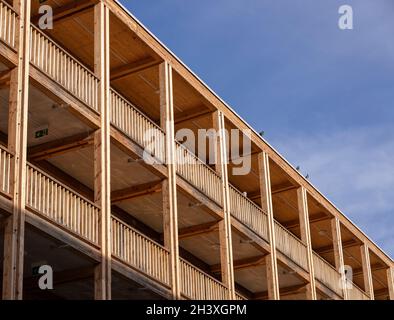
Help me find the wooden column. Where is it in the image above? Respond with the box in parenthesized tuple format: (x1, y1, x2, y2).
(331, 217, 348, 299)
(160, 61, 180, 299)
(360, 244, 374, 299)
(93, 1, 111, 300)
(297, 187, 317, 300)
(258, 152, 280, 300)
(387, 267, 394, 300)
(212, 111, 235, 300)
(2, 0, 31, 300)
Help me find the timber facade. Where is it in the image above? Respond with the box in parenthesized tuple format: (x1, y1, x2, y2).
(0, 0, 393, 300)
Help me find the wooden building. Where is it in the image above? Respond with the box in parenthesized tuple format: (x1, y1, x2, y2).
(0, 0, 392, 300)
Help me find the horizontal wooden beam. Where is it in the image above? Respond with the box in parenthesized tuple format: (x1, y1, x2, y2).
(111, 57, 161, 81)
(111, 180, 163, 203)
(353, 263, 387, 276)
(28, 132, 94, 162)
(282, 212, 329, 229)
(0, 68, 12, 89)
(31, 0, 96, 24)
(177, 221, 219, 240)
(272, 183, 299, 195)
(175, 108, 212, 125)
(249, 183, 298, 201)
(211, 255, 266, 274)
(373, 287, 390, 297)
(229, 151, 259, 163)
(315, 239, 360, 255)
(254, 283, 306, 300)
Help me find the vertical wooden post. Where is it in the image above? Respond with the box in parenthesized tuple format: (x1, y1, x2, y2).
(212, 111, 235, 300)
(360, 244, 374, 299)
(160, 61, 180, 299)
(258, 152, 280, 300)
(297, 187, 317, 300)
(2, 0, 31, 300)
(387, 267, 394, 300)
(93, 1, 111, 300)
(331, 217, 348, 299)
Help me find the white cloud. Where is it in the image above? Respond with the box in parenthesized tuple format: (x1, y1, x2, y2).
(271, 125, 394, 256)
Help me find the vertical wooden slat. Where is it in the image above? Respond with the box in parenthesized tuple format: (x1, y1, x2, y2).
(160, 62, 180, 300)
(2, 0, 31, 300)
(331, 217, 348, 299)
(387, 267, 394, 300)
(212, 110, 235, 300)
(93, 1, 111, 300)
(297, 187, 317, 300)
(258, 152, 280, 300)
(360, 244, 374, 299)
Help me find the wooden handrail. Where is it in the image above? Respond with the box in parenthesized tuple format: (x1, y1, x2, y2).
(27, 162, 98, 208)
(347, 280, 370, 300)
(26, 163, 100, 245)
(0, 146, 12, 195)
(0, 0, 17, 49)
(175, 141, 222, 204)
(228, 183, 269, 242)
(111, 216, 170, 286)
(30, 24, 97, 77)
(180, 257, 228, 300)
(312, 252, 343, 296)
(110, 89, 166, 163)
(274, 220, 308, 270)
(110, 88, 164, 133)
(30, 25, 99, 112)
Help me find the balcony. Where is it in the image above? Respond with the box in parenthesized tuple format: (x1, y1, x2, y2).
(0, 151, 232, 299)
(26, 163, 100, 246)
(0, 145, 12, 197)
(0, 1, 17, 50)
(347, 281, 370, 300)
(313, 252, 343, 297)
(0, 1, 362, 300)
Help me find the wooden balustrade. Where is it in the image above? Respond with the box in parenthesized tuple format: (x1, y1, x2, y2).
(0, 145, 12, 196)
(235, 292, 247, 300)
(110, 89, 166, 163)
(274, 221, 308, 270)
(347, 281, 370, 300)
(175, 142, 222, 204)
(228, 184, 269, 242)
(313, 252, 343, 296)
(26, 163, 100, 245)
(180, 258, 228, 300)
(30, 25, 99, 112)
(0, 1, 17, 49)
(111, 216, 170, 286)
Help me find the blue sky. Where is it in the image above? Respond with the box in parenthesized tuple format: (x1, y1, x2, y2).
(122, 0, 394, 258)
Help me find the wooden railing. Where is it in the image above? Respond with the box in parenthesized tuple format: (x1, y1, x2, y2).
(0, 145, 12, 196)
(110, 89, 166, 163)
(235, 292, 247, 300)
(274, 221, 308, 270)
(347, 281, 370, 300)
(26, 164, 100, 245)
(175, 142, 222, 204)
(0, 1, 17, 49)
(313, 252, 343, 296)
(30, 25, 99, 112)
(180, 258, 228, 300)
(229, 184, 269, 242)
(111, 216, 170, 286)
